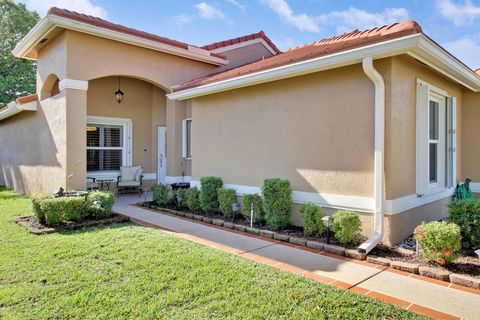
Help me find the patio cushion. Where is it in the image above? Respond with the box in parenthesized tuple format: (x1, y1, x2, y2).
(134, 167, 143, 181)
(118, 180, 141, 187)
(120, 166, 141, 181)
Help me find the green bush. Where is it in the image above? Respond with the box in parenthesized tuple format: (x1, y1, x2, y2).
(31, 196, 88, 226)
(300, 203, 325, 236)
(414, 221, 462, 265)
(86, 191, 115, 218)
(448, 199, 480, 250)
(200, 176, 223, 214)
(218, 188, 238, 218)
(174, 188, 187, 208)
(262, 178, 292, 231)
(332, 210, 362, 245)
(150, 184, 173, 207)
(242, 194, 264, 224)
(185, 187, 201, 212)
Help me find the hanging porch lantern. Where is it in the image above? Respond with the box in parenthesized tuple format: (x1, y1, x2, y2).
(115, 77, 124, 103)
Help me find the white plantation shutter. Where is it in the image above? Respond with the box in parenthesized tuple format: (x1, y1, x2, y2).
(182, 119, 187, 158)
(447, 97, 457, 188)
(416, 81, 429, 196)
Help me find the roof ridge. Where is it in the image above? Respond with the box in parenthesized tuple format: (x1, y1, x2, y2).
(201, 30, 282, 54)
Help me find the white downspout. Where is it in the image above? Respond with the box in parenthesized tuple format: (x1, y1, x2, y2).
(358, 57, 385, 254)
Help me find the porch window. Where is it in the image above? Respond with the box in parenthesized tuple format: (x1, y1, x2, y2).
(86, 124, 124, 172)
(182, 118, 192, 159)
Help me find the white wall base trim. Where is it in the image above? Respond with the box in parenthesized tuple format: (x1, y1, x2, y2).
(190, 180, 455, 215)
(470, 182, 480, 193)
(59, 79, 88, 91)
(165, 176, 191, 184)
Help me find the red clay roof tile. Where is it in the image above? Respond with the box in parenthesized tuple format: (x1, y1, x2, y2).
(15, 93, 38, 105)
(173, 21, 423, 92)
(201, 31, 281, 54)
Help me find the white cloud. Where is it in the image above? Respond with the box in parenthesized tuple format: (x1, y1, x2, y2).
(261, 0, 320, 33)
(20, 0, 108, 18)
(318, 7, 409, 33)
(444, 37, 480, 68)
(172, 14, 192, 27)
(437, 0, 480, 26)
(195, 2, 225, 20)
(225, 0, 245, 12)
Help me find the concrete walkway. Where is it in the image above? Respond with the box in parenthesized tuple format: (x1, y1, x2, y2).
(114, 194, 480, 320)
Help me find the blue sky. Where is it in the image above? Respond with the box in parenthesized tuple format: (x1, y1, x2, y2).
(18, 0, 480, 68)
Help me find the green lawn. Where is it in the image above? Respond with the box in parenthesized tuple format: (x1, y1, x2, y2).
(0, 188, 425, 319)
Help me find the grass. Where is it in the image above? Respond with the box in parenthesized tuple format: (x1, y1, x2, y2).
(0, 188, 426, 319)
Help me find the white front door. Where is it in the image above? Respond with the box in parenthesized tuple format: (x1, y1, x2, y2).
(157, 126, 167, 184)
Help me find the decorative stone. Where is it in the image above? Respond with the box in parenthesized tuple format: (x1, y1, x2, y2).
(391, 247, 415, 256)
(176, 211, 185, 217)
(273, 233, 290, 242)
(306, 241, 325, 250)
(193, 215, 203, 221)
(366, 256, 391, 267)
(234, 224, 246, 232)
(323, 244, 345, 256)
(245, 227, 260, 235)
(390, 260, 419, 274)
(449, 273, 480, 289)
(223, 221, 234, 229)
(345, 249, 366, 260)
(184, 213, 194, 219)
(289, 236, 307, 246)
(260, 230, 274, 238)
(418, 266, 451, 282)
(202, 217, 212, 224)
(212, 219, 224, 226)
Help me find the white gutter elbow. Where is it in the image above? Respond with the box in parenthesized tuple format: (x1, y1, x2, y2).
(358, 57, 385, 254)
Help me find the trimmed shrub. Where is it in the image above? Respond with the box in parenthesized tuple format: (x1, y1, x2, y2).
(218, 188, 238, 218)
(332, 210, 362, 245)
(185, 187, 201, 212)
(151, 184, 173, 207)
(448, 199, 480, 250)
(86, 191, 115, 218)
(31, 194, 51, 224)
(262, 178, 292, 231)
(174, 188, 187, 208)
(200, 176, 223, 214)
(32, 196, 88, 226)
(414, 221, 462, 265)
(242, 193, 264, 225)
(299, 203, 325, 236)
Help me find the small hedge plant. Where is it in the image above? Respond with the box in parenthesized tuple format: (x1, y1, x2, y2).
(262, 178, 292, 231)
(242, 193, 264, 225)
(218, 188, 237, 218)
(448, 199, 480, 250)
(86, 191, 114, 218)
(332, 210, 362, 245)
(150, 184, 173, 207)
(174, 188, 187, 208)
(414, 221, 462, 266)
(299, 203, 325, 236)
(32, 195, 88, 226)
(200, 176, 223, 214)
(185, 187, 201, 212)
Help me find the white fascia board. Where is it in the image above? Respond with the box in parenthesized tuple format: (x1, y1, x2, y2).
(13, 15, 227, 66)
(167, 34, 422, 100)
(0, 100, 37, 121)
(210, 38, 279, 56)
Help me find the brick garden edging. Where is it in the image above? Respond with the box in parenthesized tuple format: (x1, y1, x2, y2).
(140, 204, 480, 292)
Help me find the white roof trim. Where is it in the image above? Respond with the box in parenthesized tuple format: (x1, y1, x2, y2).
(0, 100, 37, 122)
(168, 33, 480, 100)
(209, 38, 279, 56)
(13, 14, 228, 66)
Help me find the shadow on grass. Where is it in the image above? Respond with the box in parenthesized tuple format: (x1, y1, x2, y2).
(57, 220, 144, 236)
(0, 188, 26, 200)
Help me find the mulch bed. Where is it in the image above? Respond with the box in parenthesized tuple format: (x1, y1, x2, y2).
(15, 214, 130, 234)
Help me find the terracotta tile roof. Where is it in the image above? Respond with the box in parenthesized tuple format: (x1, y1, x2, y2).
(475, 68, 480, 76)
(48, 7, 226, 60)
(201, 31, 282, 54)
(15, 93, 38, 105)
(173, 21, 423, 92)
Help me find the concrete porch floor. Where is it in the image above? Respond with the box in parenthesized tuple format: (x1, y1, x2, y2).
(114, 193, 480, 320)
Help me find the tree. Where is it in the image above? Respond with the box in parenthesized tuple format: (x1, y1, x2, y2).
(0, 0, 39, 107)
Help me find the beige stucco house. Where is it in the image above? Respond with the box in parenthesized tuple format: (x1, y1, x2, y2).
(2, 7, 480, 248)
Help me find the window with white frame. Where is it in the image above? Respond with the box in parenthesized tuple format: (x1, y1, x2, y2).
(182, 118, 192, 159)
(416, 80, 456, 196)
(86, 117, 132, 173)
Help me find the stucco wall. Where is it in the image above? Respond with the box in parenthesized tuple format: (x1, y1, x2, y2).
(462, 91, 480, 182)
(87, 77, 166, 175)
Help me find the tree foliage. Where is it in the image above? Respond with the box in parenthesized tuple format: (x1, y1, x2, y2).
(0, 0, 39, 106)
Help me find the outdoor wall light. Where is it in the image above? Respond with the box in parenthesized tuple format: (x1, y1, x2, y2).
(321, 215, 332, 244)
(93, 200, 102, 219)
(475, 249, 480, 259)
(115, 77, 124, 103)
(231, 202, 239, 222)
